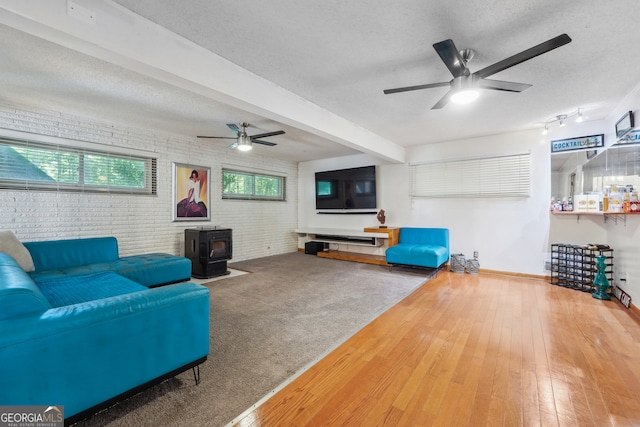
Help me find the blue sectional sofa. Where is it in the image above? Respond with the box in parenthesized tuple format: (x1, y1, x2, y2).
(0, 236, 209, 424)
(385, 227, 450, 269)
(24, 236, 191, 287)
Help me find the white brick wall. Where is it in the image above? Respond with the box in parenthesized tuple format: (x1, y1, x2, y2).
(0, 102, 298, 261)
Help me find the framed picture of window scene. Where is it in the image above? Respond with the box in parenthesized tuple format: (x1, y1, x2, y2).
(172, 163, 211, 221)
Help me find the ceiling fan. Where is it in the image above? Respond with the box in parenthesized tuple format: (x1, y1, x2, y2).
(383, 34, 572, 109)
(197, 122, 285, 151)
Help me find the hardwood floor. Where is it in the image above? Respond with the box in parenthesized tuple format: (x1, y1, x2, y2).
(232, 271, 640, 426)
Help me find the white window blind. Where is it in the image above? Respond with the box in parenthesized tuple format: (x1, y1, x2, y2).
(0, 137, 157, 194)
(410, 153, 531, 198)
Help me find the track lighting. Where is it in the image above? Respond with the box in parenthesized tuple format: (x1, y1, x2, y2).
(541, 108, 585, 134)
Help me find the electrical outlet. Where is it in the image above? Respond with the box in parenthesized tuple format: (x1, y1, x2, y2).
(473, 251, 478, 259)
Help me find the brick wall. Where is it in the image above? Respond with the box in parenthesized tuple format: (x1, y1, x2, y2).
(0, 103, 298, 261)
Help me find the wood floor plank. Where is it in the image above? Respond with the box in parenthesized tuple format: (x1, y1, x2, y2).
(234, 271, 640, 427)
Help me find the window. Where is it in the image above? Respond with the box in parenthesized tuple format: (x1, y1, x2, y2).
(222, 168, 286, 201)
(0, 136, 156, 194)
(410, 153, 531, 198)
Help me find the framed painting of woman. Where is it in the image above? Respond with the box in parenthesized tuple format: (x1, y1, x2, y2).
(172, 163, 211, 221)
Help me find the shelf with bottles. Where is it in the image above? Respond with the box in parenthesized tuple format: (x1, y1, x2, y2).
(551, 185, 640, 223)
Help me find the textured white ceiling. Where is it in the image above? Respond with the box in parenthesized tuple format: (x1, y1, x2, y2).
(1, 0, 639, 162)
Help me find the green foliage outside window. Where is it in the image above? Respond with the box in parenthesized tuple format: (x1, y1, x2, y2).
(0, 138, 155, 194)
(85, 155, 146, 188)
(223, 169, 285, 201)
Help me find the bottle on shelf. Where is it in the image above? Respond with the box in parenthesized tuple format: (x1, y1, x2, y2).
(602, 192, 609, 212)
(609, 186, 623, 212)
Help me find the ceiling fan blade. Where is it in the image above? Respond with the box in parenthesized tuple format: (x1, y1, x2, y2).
(383, 81, 450, 94)
(433, 39, 471, 78)
(250, 130, 285, 139)
(197, 136, 237, 139)
(431, 90, 454, 110)
(252, 139, 277, 147)
(473, 34, 572, 79)
(227, 141, 239, 149)
(478, 79, 532, 92)
(227, 123, 241, 135)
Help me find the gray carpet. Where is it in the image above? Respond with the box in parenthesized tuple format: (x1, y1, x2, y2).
(75, 252, 434, 426)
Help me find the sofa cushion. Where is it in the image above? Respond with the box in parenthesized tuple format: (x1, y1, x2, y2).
(27, 262, 116, 284)
(0, 230, 35, 272)
(0, 253, 51, 319)
(37, 271, 148, 307)
(24, 237, 119, 272)
(399, 227, 449, 247)
(112, 253, 192, 287)
(386, 243, 449, 268)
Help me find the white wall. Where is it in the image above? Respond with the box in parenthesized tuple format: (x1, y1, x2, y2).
(0, 102, 299, 261)
(401, 129, 553, 276)
(298, 128, 553, 275)
(297, 153, 392, 230)
(297, 124, 622, 278)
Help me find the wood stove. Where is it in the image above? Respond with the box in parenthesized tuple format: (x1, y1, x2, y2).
(185, 227, 233, 278)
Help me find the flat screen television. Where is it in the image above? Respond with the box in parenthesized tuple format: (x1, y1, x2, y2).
(315, 165, 376, 210)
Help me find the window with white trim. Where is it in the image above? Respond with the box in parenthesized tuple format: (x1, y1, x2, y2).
(0, 137, 156, 194)
(222, 168, 286, 201)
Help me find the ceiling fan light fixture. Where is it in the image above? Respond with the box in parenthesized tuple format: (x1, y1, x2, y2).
(237, 133, 252, 151)
(450, 76, 479, 105)
(575, 109, 584, 123)
(451, 89, 480, 104)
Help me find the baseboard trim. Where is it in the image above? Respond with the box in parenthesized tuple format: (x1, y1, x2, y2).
(477, 268, 547, 281)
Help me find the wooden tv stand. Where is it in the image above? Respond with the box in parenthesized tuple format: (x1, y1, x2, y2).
(363, 227, 399, 247)
(296, 227, 400, 266)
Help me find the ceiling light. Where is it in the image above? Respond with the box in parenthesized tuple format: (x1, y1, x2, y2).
(237, 133, 252, 151)
(450, 76, 479, 105)
(451, 89, 479, 104)
(542, 110, 584, 134)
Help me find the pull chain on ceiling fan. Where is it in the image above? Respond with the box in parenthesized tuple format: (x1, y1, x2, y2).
(383, 34, 572, 109)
